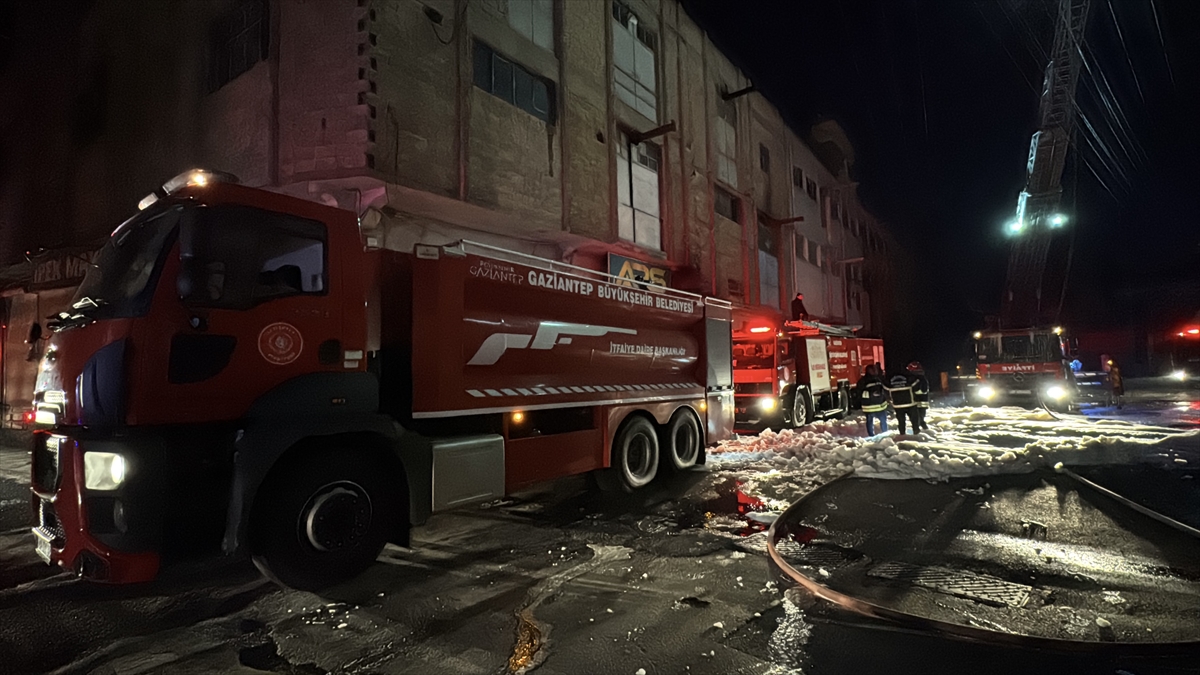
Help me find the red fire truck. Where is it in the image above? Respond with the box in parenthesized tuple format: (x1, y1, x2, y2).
(731, 311, 883, 430)
(29, 170, 735, 588)
(969, 327, 1076, 409)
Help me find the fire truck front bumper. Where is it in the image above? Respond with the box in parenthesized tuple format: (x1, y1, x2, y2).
(734, 394, 786, 429)
(30, 431, 160, 583)
(969, 382, 1072, 407)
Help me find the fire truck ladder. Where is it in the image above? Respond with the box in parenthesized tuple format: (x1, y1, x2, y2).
(999, 0, 1091, 329)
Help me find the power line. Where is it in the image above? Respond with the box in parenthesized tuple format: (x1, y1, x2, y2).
(1105, 0, 1146, 105)
(1148, 0, 1176, 89)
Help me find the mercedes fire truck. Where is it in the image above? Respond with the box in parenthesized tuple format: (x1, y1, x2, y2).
(969, 327, 1077, 409)
(29, 170, 735, 588)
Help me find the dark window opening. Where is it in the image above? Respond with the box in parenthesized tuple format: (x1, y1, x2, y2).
(715, 187, 740, 222)
(473, 41, 555, 124)
(791, 166, 803, 188)
(806, 177, 817, 200)
(207, 0, 269, 93)
(757, 215, 776, 256)
(759, 144, 770, 172)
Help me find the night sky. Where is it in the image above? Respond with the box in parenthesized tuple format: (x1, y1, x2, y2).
(683, 0, 1200, 367)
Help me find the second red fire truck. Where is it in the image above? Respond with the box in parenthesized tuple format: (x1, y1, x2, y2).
(29, 170, 735, 588)
(732, 311, 884, 430)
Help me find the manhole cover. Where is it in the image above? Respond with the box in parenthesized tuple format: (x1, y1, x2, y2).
(775, 541, 860, 567)
(868, 561, 1032, 608)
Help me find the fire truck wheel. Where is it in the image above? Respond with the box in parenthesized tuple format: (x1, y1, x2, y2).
(250, 448, 400, 590)
(835, 388, 850, 419)
(599, 415, 659, 492)
(660, 408, 701, 472)
(792, 389, 814, 428)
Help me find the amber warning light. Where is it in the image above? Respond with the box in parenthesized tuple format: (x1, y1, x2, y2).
(749, 326, 771, 334)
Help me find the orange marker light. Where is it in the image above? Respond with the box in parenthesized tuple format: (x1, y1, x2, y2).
(699, 401, 708, 411)
(749, 326, 771, 334)
(511, 411, 525, 424)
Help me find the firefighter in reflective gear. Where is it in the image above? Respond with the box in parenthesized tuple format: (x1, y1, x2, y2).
(856, 364, 889, 435)
(908, 361, 931, 432)
(886, 367, 918, 435)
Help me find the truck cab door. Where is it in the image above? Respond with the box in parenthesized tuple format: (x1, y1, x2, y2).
(131, 204, 343, 425)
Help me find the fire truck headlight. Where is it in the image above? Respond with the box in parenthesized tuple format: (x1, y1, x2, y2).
(978, 386, 996, 400)
(1171, 370, 1187, 381)
(760, 397, 778, 412)
(1045, 385, 1067, 401)
(34, 410, 57, 425)
(83, 452, 127, 491)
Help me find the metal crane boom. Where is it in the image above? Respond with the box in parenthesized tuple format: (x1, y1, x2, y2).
(999, 0, 1091, 328)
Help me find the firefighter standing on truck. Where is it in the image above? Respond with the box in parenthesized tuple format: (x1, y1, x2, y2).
(908, 361, 931, 433)
(886, 366, 918, 435)
(856, 364, 889, 435)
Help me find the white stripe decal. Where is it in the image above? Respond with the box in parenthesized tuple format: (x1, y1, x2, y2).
(464, 383, 704, 399)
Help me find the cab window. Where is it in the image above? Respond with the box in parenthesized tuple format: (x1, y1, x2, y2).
(178, 205, 327, 309)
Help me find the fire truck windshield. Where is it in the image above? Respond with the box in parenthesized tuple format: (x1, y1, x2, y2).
(70, 203, 183, 320)
(976, 333, 1063, 363)
(733, 341, 775, 369)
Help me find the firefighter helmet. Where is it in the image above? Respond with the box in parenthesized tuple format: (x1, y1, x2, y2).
(906, 361, 923, 372)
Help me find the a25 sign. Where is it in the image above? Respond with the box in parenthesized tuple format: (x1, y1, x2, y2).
(608, 253, 671, 289)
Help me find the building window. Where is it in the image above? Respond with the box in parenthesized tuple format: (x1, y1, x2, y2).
(473, 41, 555, 123)
(805, 177, 817, 200)
(757, 216, 777, 256)
(207, 0, 269, 93)
(792, 166, 803, 188)
(757, 214, 779, 309)
(715, 86, 737, 188)
(714, 186, 740, 222)
(831, 199, 842, 221)
(617, 132, 662, 250)
(759, 144, 770, 172)
(508, 0, 553, 51)
(612, 1, 657, 120)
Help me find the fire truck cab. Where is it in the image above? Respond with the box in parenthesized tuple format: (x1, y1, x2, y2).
(969, 327, 1077, 409)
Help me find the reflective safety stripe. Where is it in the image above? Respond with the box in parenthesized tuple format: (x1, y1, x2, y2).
(918, 402, 930, 408)
(862, 403, 888, 413)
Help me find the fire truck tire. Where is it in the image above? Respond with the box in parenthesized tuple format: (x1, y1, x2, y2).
(598, 415, 659, 492)
(249, 447, 401, 590)
(660, 408, 702, 472)
(835, 388, 850, 419)
(792, 389, 814, 428)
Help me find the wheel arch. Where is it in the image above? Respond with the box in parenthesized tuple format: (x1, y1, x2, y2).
(225, 420, 412, 556)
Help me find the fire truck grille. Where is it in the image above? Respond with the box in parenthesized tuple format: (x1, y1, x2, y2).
(32, 434, 61, 493)
(735, 382, 773, 395)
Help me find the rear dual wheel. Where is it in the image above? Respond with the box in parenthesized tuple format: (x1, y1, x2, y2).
(599, 409, 703, 492)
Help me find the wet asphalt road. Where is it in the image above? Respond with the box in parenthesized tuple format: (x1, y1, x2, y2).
(0, 381, 1198, 675)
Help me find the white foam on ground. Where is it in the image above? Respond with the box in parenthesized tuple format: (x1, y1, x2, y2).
(710, 406, 1198, 491)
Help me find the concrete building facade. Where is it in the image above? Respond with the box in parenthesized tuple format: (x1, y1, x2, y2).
(0, 0, 900, 424)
